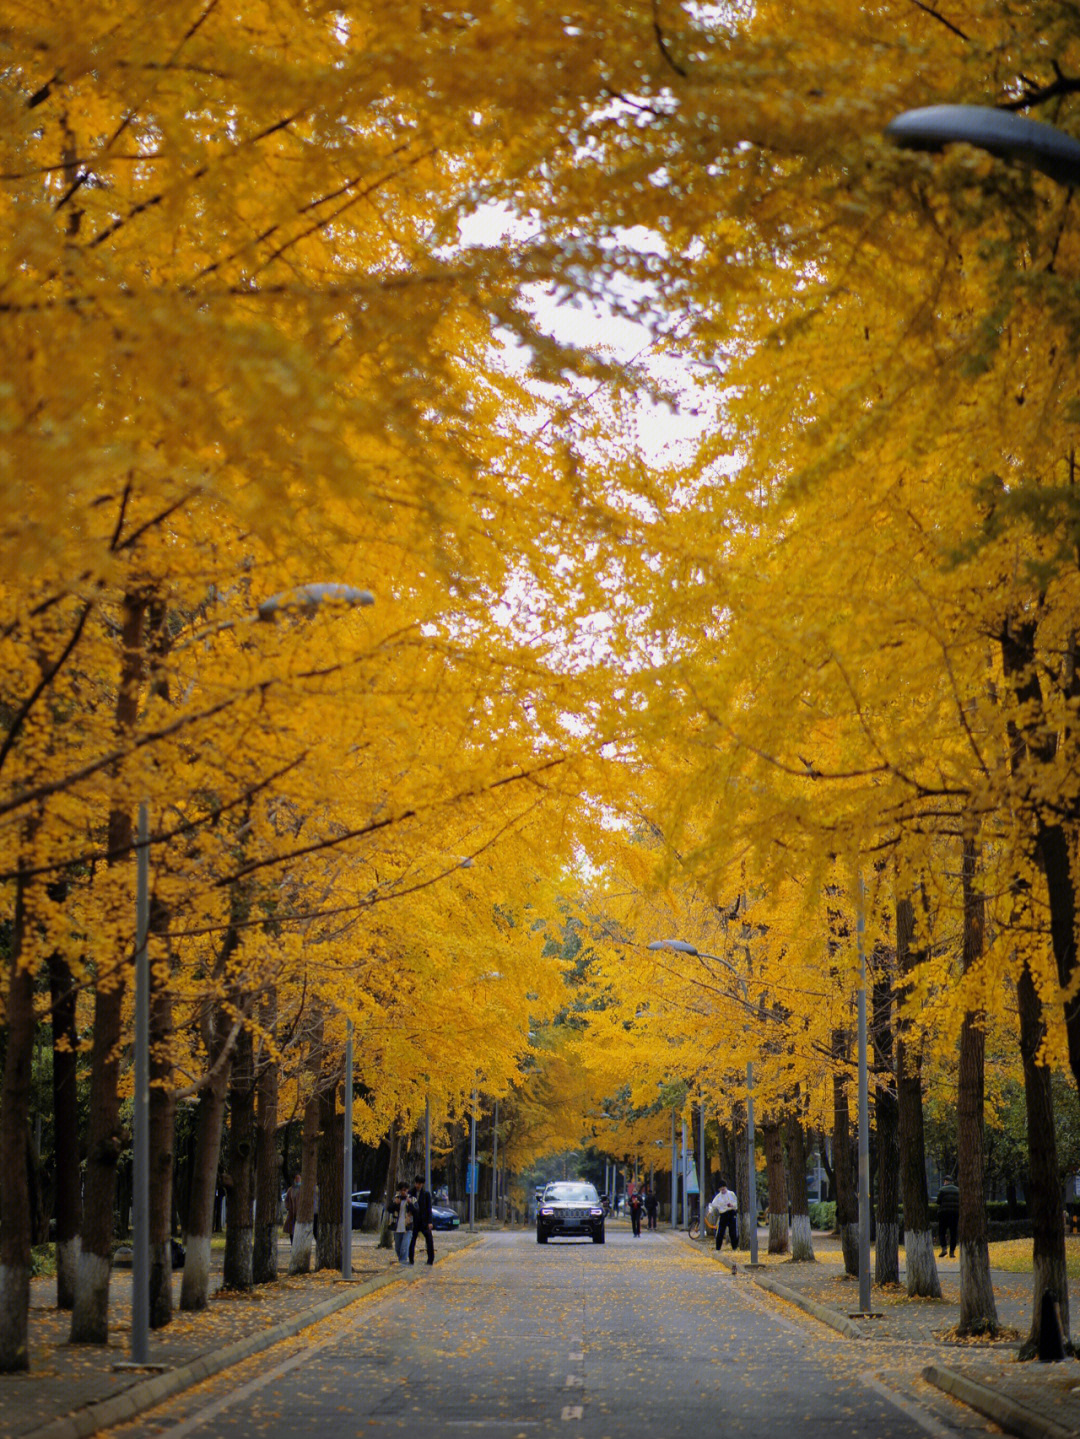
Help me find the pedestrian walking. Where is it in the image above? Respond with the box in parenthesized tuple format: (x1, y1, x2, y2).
(936, 1177, 959, 1257)
(629, 1187, 644, 1237)
(284, 1172, 301, 1244)
(389, 1182, 412, 1264)
(710, 1180, 738, 1251)
(644, 1186, 659, 1230)
(409, 1174, 435, 1266)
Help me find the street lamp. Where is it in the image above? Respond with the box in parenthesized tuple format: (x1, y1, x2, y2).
(885, 105, 1080, 187)
(648, 937, 764, 1266)
(342, 1020, 354, 1280)
(469, 1086, 478, 1232)
(130, 581, 374, 1359)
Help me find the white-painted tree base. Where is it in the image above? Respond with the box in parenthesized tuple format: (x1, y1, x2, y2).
(959, 1241, 999, 1334)
(70, 1249, 112, 1342)
(290, 1222, 314, 1274)
(904, 1228, 941, 1297)
(790, 1213, 815, 1261)
(767, 1213, 789, 1254)
(180, 1235, 212, 1311)
(56, 1235, 80, 1310)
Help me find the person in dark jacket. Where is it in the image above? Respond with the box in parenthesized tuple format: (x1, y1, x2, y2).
(644, 1186, 659, 1230)
(629, 1187, 644, 1237)
(936, 1178, 959, 1258)
(409, 1175, 435, 1266)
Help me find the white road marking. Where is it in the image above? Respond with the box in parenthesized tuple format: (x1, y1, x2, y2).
(151, 1330, 340, 1437)
(565, 1374, 584, 1387)
(568, 1351, 584, 1361)
(561, 1405, 584, 1420)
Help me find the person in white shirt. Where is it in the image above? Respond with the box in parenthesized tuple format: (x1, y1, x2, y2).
(710, 1181, 738, 1251)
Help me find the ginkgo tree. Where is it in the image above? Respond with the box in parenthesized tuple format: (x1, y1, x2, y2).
(8, 0, 1080, 1378)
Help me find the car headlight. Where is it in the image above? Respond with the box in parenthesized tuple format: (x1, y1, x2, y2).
(589, 1207, 603, 1216)
(540, 1207, 554, 1216)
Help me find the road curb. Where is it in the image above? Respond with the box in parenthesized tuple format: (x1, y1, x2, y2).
(922, 1364, 1075, 1439)
(24, 1244, 479, 1439)
(677, 1230, 863, 1340)
(750, 1274, 865, 1340)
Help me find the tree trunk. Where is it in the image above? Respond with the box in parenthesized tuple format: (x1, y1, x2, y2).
(817, 1128, 835, 1210)
(873, 960, 900, 1287)
(70, 963, 125, 1343)
(252, 993, 280, 1287)
(832, 1030, 858, 1275)
(1017, 961, 1070, 1358)
(787, 1110, 815, 1261)
(180, 1016, 232, 1311)
(762, 1121, 789, 1254)
(957, 831, 998, 1336)
(379, 1122, 401, 1250)
(0, 871, 33, 1371)
(895, 893, 940, 1297)
(223, 1026, 256, 1291)
(148, 912, 176, 1329)
(315, 1076, 342, 1271)
(1000, 621, 1080, 1102)
(71, 593, 145, 1345)
(48, 947, 81, 1312)
(290, 1094, 319, 1273)
(718, 1124, 735, 1194)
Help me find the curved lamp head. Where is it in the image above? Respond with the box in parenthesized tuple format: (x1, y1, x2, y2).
(886, 105, 1080, 188)
(257, 582, 375, 621)
(647, 938, 699, 955)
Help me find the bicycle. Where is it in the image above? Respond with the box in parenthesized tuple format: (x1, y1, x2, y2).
(688, 1206, 718, 1240)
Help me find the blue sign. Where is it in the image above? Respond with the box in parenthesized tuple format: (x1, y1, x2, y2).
(466, 1162, 477, 1195)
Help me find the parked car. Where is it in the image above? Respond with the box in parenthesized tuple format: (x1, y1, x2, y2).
(351, 1190, 371, 1228)
(536, 1181, 605, 1244)
(431, 1203, 461, 1231)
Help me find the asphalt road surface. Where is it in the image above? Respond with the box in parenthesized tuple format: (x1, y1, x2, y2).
(113, 1229, 991, 1439)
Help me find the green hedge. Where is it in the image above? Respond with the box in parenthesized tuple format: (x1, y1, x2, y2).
(808, 1201, 836, 1230)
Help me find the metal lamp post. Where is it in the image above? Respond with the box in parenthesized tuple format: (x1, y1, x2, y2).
(341, 1020, 354, 1280)
(697, 1100, 707, 1241)
(130, 802, 150, 1365)
(649, 936, 774, 1267)
(883, 103, 1080, 1317)
(680, 1119, 688, 1229)
(469, 1088, 478, 1232)
(491, 1099, 499, 1223)
(425, 1091, 431, 1195)
(669, 1108, 677, 1229)
(855, 885, 871, 1314)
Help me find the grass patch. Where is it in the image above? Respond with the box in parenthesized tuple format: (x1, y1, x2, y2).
(31, 1244, 57, 1278)
(987, 1235, 1080, 1277)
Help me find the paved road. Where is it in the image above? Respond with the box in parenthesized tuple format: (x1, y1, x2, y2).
(111, 1230, 992, 1439)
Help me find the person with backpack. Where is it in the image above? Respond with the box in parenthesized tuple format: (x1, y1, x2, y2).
(629, 1186, 644, 1237)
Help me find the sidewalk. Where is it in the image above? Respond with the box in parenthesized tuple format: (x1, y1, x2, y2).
(5, 1229, 479, 1439)
(684, 1228, 1080, 1439)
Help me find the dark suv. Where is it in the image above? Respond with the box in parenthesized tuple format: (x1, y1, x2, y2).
(536, 1181, 605, 1244)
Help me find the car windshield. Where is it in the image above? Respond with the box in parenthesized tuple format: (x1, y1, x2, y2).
(544, 1183, 599, 1204)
